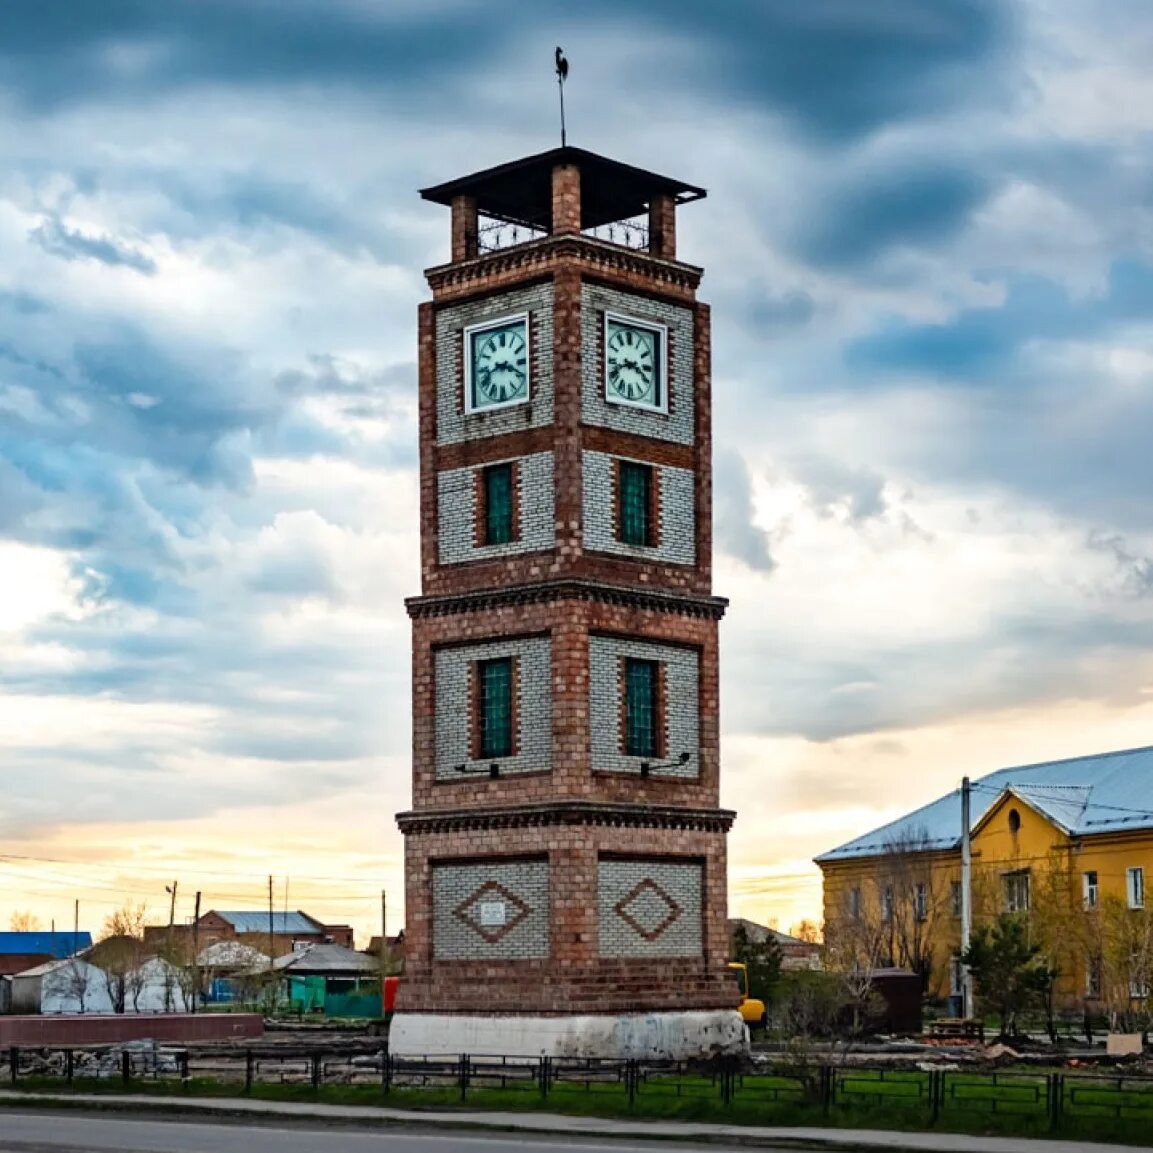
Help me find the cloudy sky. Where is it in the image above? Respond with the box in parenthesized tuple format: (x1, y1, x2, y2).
(3, 0, 1153, 944)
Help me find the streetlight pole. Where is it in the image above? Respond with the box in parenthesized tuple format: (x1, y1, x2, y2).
(960, 776, 973, 1019)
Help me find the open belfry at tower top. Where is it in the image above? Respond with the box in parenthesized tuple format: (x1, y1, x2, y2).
(391, 144, 746, 1059)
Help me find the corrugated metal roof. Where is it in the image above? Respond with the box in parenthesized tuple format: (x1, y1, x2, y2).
(237, 943, 378, 977)
(214, 911, 323, 934)
(816, 743, 1153, 863)
(0, 932, 92, 957)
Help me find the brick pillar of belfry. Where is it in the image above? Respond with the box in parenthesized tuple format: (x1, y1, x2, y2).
(451, 194, 478, 261)
(648, 193, 677, 259)
(551, 164, 581, 235)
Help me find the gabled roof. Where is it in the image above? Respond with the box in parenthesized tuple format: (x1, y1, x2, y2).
(213, 910, 324, 934)
(0, 931, 92, 957)
(817, 744, 1153, 863)
(238, 942, 379, 978)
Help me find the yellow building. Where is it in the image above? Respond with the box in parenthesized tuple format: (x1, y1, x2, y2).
(816, 745, 1153, 1014)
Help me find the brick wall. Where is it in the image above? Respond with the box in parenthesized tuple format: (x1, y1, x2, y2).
(588, 636, 699, 776)
(436, 283, 554, 446)
(582, 451, 695, 565)
(411, 592, 721, 809)
(580, 283, 695, 446)
(432, 858, 550, 960)
(397, 815, 735, 1016)
(598, 858, 703, 958)
(437, 451, 555, 564)
(434, 636, 552, 778)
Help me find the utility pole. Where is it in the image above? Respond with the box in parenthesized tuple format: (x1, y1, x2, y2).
(192, 890, 201, 1014)
(165, 881, 178, 951)
(960, 776, 973, 1019)
(267, 875, 274, 972)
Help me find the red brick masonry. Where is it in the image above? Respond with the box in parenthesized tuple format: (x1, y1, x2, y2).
(0, 1013, 264, 1048)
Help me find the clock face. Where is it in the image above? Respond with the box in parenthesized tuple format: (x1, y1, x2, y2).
(606, 317, 663, 409)
(468, 318, 529, 411)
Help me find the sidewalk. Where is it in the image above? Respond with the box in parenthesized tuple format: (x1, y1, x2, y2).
(0, 1089, 1129, 1153)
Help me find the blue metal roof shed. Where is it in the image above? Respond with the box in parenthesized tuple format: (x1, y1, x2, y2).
(0, 931, 92, 957)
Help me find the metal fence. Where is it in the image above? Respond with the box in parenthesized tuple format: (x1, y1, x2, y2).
(7, 1045, 1153, 1133)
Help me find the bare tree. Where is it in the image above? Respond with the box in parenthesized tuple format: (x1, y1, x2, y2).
(824, 885, 889, 1034)
(873, 827, 952, 996)
(56, 958, 94, 1013)
(9, 911, 41, 932)
(95, 902, 150, 1014)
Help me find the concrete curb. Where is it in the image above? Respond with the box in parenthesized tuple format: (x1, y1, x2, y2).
(0, 1089, 1129, 1153)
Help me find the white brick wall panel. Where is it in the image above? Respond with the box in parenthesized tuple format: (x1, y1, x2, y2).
(580, 284, 695, 446)
(582, 451, 695, 565)
(433, 859, 550, 960)
(436, 285, 555, 445)
(434, 636, 552, 779)
(598, 859, 703, 958)
(437, 453, 555, 564)
(588, 636, 699, 777)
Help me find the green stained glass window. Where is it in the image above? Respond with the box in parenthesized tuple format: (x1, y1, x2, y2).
(478, 657, 513, 759)
(484, 463, 514, 545)
(618, 461, 652, 547)
(624, 658, 658, 758)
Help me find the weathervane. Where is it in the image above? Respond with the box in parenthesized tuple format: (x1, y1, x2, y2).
(555, 46, 569, 146)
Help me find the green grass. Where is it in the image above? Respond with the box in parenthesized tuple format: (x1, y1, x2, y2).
(4, 1067, 1153, 1146)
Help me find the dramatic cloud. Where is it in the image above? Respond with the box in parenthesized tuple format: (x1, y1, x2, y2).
(1, 0, 1151, 936)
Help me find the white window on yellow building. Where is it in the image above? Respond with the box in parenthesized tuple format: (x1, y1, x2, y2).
(881, 886, 893, 923)
(1127, 866, 1145, 910)
(848, 886, 862, 921)
(914, 882, 928, 922)
(1003, 870, 1031, 914)
(1082, 870, 1099, 908)
(950, 880, 962, 918)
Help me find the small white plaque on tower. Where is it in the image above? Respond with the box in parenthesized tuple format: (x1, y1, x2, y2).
(479, 900, 507, 927)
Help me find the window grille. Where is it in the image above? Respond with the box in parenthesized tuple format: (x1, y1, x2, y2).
(624, 658, 658, 758)
(618, 461, 652, 547)
(478, 657, 513, 759)
(484, 463, 514, 545)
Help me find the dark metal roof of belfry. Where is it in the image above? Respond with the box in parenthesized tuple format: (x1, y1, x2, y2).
(419, 146, 707, 231)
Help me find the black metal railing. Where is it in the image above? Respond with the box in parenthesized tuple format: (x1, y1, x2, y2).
(7, 1044, 1153, 1135)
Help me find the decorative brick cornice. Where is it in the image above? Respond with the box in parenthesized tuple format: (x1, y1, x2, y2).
(396, 800, 736, 836)
(425, 235, 703, 301)
(406, 578, 728, 621)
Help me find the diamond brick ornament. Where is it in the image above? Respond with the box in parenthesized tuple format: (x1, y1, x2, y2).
(454, 880, 532, 943)
(614, 878, 682, 941)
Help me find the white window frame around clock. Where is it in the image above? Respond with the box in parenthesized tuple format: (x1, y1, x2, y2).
(603, 312, 669, 415)
(463, 313, 531, 415)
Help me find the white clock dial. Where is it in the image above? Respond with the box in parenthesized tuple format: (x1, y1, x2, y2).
(469, 320, 529, 409)
(606, 319, 662, 408)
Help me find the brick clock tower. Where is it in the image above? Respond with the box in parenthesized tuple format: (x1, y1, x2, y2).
(392, 147, 744, 1058)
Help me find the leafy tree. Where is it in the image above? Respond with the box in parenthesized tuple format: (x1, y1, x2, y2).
(731, 922, 783, 1003)
(790, 920, 822, 945)
(961, 914, 1050, 1039)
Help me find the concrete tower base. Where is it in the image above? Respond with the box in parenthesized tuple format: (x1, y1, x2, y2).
(388, 1010, 747, 1060)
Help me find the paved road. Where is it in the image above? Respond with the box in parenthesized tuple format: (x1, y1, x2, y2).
(0, 1110, 744, 1153)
